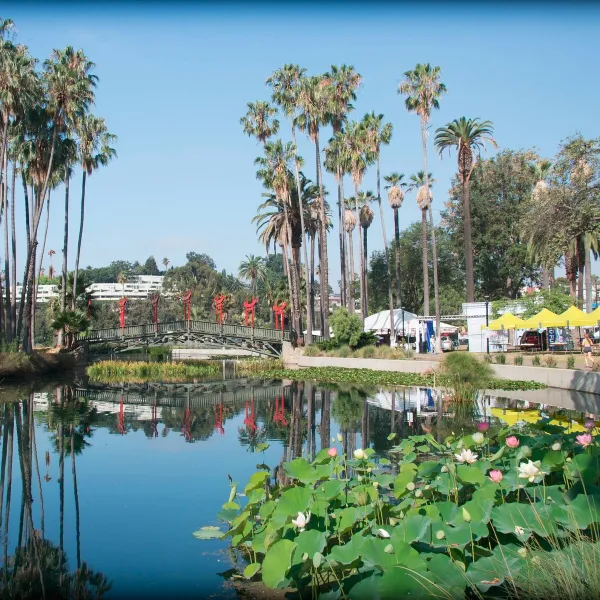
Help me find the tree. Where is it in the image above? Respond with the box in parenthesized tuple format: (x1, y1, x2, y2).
(330, 307, 362, 347)
(358, 191, 375, 316)
(343, 204, 357, 313)
(384, 172, 407, 310)
(51, 310, 89, 349)
(434, 117, 497, 302)
(72, 113, 117, 310)
(240, 101, 279, 145)
(399, 63, 446, 351)
(238, 255, 265, 295)
(162, 257, 169, 272)
(362, 112, 395, 340)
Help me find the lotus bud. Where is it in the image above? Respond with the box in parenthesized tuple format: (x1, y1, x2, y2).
(462, 507, 472, 523)
(436, 530, 446, 540)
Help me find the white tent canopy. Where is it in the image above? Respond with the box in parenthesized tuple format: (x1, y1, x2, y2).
(364, 309, 418, 335)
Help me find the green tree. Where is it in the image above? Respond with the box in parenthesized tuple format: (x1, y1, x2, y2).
(240, 101, 279, 144)
(51, 310, 90, 349)
(399, 63, 446, 350)
(434, 117, 497, 302)
(330, 307, 362, 347)
(384, 172, 407, 309)
(358, 191, 375, 314)
(238, 254, 266, 295)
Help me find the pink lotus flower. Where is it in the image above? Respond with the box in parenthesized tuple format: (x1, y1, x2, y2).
(489, 470, 503, 483)
(327, 447, 338, 457)
(576, 433, 593, 448)
(506, 436, 520, 448)
(585, 420, 595, 430)
(477, 422, 490, 432)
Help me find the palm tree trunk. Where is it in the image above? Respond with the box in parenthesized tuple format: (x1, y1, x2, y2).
(310, 233, 316, 330)
(2, 151, 11, 342)
(363, 227, 369, 318)
(0, 405, 10, 530)
(421, 209, 429, 315)
(348, 229, 355, 312)
(2, 406, 13, 584)
(10, 161, 17, 339)
(72, 170, 87, 311)
(71, 424, 81, 568)
(541, 267, 550, 290)
(59, 170, 70, 347)
(31, 415, 44, 537)
(376, 152, 395, 343)
(463, 174, 475, 303)
(35, 191, 51, 336)
(337, 169, 347, 310)
(291, 127, 312, 345)
(421, 118, 441, 353)
(282, 198, 301, 336)
(394, 208, 402, 308)
(314, 132, 330, 339)
(577, 237, 585, 308)
(585, 238, 592, 313)
(58, 419, 65, 586)
(565, 252, 577, 299)
(282, 238, 293, 310)
(353, 187, 364, 321)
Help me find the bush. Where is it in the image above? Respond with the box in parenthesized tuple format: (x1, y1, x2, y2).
(441, 353, 493, 402)
(354, 331, 377, 349)
(356, 345, 376, 359)
(544, 355, 558, 368)
(532, 355, 541, 366)
(315, 339, 341, 352)
(495, 353, 507, 364)
(303, 345, 322, 357)
(330, 308, 363, 348)
(483, 354, 493, 363)
(514, 355, 524, 366)
(567, 355, 575, 369)
(334, 345, 352, 358)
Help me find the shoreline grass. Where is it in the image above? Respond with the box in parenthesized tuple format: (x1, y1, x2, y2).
(0, 350, 76, 380)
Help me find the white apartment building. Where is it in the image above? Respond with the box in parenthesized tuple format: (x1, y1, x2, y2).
(17, 275, 165, 303)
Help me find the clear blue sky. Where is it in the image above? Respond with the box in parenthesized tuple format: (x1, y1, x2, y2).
(6, 3, 600, 286)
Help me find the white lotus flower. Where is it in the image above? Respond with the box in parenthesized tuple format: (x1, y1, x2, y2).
(455, 449, 478, 464)
(354, 448, 365, 460)
(472, 432, 485, 445)
(514, 526, 525, 536)
(551, 442, 562, 451)
(291, 511, 311, 531)
(337, 433, 343, 442)
(377, 528, 390, 538)
(517, 460, 542, 483)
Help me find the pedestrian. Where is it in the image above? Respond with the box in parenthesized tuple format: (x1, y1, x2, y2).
(582, 331, 596, 369)
(430, 334, 436, 354)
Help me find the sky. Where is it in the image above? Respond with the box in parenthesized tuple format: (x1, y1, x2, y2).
(5, 2, 600, 287)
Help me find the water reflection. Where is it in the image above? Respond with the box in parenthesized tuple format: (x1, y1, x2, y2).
(0, 378, 599, 599)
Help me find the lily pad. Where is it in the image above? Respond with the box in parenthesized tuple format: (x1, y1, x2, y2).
(192, 526, 222, 540)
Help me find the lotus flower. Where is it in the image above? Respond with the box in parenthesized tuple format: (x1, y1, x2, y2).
(337, 433, 343, 442)
(327, 447, 338, 457)
(551, 442, 562, 451)
(455, 449, 478, 464)
(377, 528, 390, 538)
(514, 526, 525, 536)
(585, 420, 595, 430)
(576, 433, 593, 448)
(517, 460, 542, 483)
(291, 511, 311, 531)
(354, 448, 365, 460)
(489, 470, 503, 483)
(477, 422, 490, 432)
(472, 432, 485, 445)
(506, 436, 520, 448)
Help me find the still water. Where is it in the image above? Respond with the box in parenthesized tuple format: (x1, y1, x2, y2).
(0, 373, 599, 600)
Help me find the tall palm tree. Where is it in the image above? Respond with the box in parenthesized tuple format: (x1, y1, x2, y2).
(323, 65, 362, 311)
(162, 257, 169, 272)
(344, 121, 370, 322)
(399, 64, 446, 352)
(238, 255, 266, 295)
(240, 101, 279, 145)
(384, 173, 407, 310)
(296, 75, 332, 338)
(344, 202, 357, 312)
(358, 191, 375, 316)
(362, 112, 395, 340)
(117, 271, 127, 297)
(434, 117, 497, 302)
(267, 64, 315, 342)
(72, 114, 117, 310)
(408, 172, 435, 314)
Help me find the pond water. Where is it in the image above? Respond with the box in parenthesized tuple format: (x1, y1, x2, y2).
(0, 372, 599, 600)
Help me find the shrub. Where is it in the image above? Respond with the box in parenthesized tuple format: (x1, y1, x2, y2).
(495, 353, 507, 364)
(441, 353, 493, 402)
(514, 355, 524, 366)
(354, 331, 377, 349)
(544, 356, 558, 368)
(329, 308, 363, 348)
(357, 345, 376, 358)
(483, 354, 493, 363)
(303, 345, 322, 357)
(334, 345, 352, 358)
(532, 355, 541, 366)
(315, 339, 341, 352)
(567, 355, 575, 369)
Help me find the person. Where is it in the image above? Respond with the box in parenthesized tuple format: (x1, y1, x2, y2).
(582, 331, 596, 369)
(430, 334, 436, 354)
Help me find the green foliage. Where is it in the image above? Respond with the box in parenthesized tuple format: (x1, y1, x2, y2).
(533, 355, 542, 366)
(87, 360, 221, 382)
(442, 353, 494, 403)
(205, 420, 600, 599)
(330, 308, 363, 348)
(514, 354, 524, 366)
(567, 355, 576, 369)
(544, 355, 558, 368)
(495, 353, 506, 364)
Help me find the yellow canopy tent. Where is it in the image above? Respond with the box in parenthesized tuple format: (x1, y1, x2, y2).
(558, 305, 596, 327)
(487, 312, 526, 331)
(520, 308, 565, 329)
(587, 306, 600, 324)
(490, 408, 591, 433)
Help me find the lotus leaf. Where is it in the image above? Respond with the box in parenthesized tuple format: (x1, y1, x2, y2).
(261, 539, 296, 588)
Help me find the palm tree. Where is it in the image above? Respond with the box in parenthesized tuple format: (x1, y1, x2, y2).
(384, 173, 408, 310)
(116, 271, 127, 297)
(323, 65, 362, 311)
(51, 310, 90, 349)
(344, 121, 370, 322)
(434, 117, 497, 302)
(399, 63, 446, 352)
(408, 172, 435, 313)
(362, 112, 395, 340)
(267, 64, 314, 343)
(358, 192, 375, 316)
(162, 257, 169, 272)
(240, 101, 279, 144)
(238, 255, 266, 295)
(72, 114, 117, 310)
(296, 75, 332, 338)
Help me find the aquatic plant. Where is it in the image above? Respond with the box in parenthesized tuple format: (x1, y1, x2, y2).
(201, 421, 600, 599)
